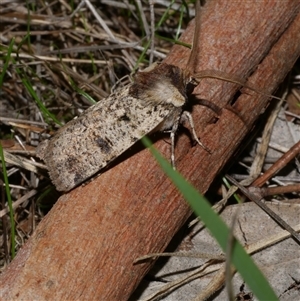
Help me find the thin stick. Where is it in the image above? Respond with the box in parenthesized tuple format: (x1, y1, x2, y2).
(226, 175, 300, 244)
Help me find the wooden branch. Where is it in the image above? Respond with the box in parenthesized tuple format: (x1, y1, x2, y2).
(1, 1, 299, 300)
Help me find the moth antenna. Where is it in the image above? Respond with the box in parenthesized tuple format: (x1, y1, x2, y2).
(193, 69, 286, 102)
(186, 0, 203, 75)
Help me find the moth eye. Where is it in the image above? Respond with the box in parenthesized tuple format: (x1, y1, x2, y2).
(186, 81, 197, 96)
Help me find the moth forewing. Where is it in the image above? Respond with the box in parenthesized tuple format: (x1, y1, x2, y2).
(36, 64, 191, 191)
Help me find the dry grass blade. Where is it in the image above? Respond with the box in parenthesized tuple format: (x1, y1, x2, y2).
(140, 261, 223, 301)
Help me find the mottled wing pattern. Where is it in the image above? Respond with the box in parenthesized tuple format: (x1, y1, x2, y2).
(37, 64, 188, 191)
(37, 85, 175, 191)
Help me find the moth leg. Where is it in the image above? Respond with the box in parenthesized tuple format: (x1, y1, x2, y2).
(181, 111, 211, 153)
(170, 122, 179, 170)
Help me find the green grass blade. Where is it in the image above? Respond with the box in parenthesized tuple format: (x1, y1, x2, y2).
(16, 70, 62, 126)
(141, 136, 278, 301)
(77, 89, 97, 105)
(0, 38, 15, 88)
(175, 4, 185, 40)
(0, 145, 16, 259)
(154, 34, 191, 48)
(156, 0, 176, 29)
(11, 32, 62, 126)
(222, 176, 242, 203)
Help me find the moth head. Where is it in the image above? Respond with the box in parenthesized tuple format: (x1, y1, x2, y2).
(129, 63, 190, 107)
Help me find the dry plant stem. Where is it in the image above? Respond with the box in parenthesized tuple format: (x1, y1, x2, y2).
(249, 98, 284, 179)
(227, 175, 300, 244)
(262, 184, 300, 197)
(141, 261, 224, 301)
(1, 1, 300, 300)
(252, 141, 300, 187)
(192, 265, 227, 301)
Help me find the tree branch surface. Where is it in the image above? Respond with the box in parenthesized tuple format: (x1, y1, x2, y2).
(1, 1, 300, 300)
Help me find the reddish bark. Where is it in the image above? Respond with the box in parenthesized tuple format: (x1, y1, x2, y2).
(1, 1, 299, 300)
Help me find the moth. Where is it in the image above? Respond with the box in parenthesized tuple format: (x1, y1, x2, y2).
(37, 62, 206, 191)
(36, 2, 275, 192)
